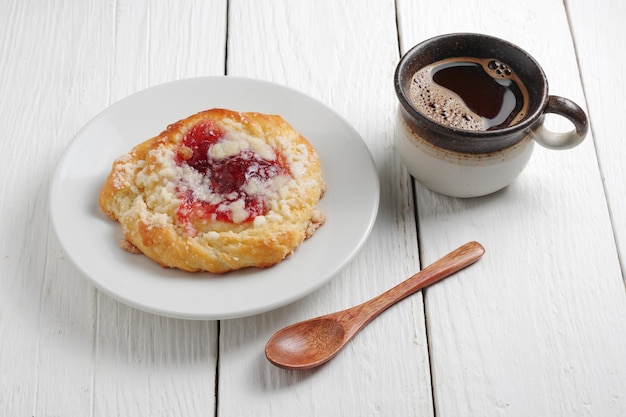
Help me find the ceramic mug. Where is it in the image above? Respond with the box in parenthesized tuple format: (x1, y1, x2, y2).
(394, 33, 588, 198)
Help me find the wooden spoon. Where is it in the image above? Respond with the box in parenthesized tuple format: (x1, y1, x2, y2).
(265, 241, 485, 370)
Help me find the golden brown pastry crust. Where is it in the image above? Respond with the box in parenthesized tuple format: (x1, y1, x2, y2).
(99, 108, 325, 273)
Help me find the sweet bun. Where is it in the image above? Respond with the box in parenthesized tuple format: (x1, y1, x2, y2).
(99, 108, 325, 273)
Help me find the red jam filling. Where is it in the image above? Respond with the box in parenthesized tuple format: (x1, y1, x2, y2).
(175, 120, 289, 228)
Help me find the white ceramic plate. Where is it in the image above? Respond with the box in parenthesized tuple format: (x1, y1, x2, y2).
(50, 77, 379, 320)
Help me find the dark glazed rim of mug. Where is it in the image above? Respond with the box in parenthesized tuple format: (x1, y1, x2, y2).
(395, 33, 549, 153)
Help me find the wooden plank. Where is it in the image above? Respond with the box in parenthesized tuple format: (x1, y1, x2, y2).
(567, 0, 626, 277)
(0, 0, 226, 416)
(397, 0, 626, 416)
(92, 299, 217, 417)
(90, 1, 227, 416)
(0, 1, 115, 415)
(219, 1, 434, 416)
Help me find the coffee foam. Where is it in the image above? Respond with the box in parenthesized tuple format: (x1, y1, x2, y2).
(410, 67, 485, 130)
(408, 57, 528, 131)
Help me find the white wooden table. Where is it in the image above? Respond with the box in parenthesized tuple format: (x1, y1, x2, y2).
(1, 1, 625, 416)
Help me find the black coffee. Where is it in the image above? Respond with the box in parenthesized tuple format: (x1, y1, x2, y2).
(409, 57, 529, 131)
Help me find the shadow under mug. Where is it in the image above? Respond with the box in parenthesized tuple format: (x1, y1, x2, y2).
(394, 33, 588, 198)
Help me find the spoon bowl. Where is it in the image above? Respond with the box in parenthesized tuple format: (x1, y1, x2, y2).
(265, 318, 346, 368)
(265, 241, 485, 370)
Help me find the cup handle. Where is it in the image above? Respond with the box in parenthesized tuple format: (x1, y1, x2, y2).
(532, 95, 589, 150)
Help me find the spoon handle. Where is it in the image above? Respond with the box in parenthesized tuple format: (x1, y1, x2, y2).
(341, 241, 485, 337)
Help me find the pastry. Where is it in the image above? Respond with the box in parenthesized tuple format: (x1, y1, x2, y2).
(99, 108, 326, 273)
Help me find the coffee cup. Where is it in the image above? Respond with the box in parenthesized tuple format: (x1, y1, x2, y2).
(394, 33, 588, 198)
